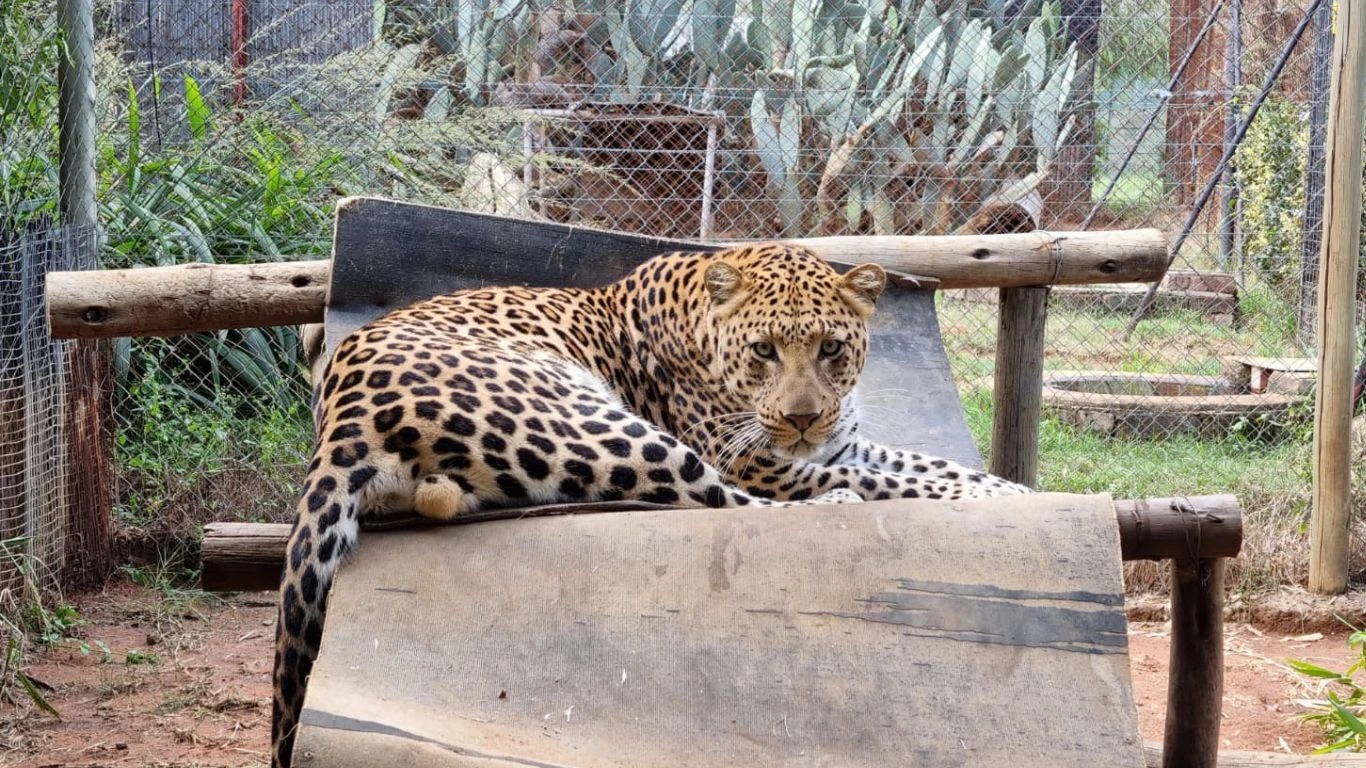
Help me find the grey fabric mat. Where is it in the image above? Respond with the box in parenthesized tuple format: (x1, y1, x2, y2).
(293, 493, 1141, 768)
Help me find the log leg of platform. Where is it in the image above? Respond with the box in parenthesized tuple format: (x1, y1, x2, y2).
(990, 285, 1048, 487)
(200, 522, 291, 592)
(1163, 557, 1225, 768)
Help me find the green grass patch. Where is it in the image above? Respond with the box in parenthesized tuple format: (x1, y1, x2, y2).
(960, 389, 1305, 499)
(1092, 169, 1166, 209)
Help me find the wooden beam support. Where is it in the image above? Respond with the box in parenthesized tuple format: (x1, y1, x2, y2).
(47, 260, 330, 339)
(201, 494, 1242, 592)
(1113, 495, 1243, 561)
(47, 229, 1167, 339)
(1310, 0, 1366, 595)
(1162, 557, 1226, 768)
(200, 522, 293, 592)
(990, 286, 1049, 486)
(786, 229, 1169, 289)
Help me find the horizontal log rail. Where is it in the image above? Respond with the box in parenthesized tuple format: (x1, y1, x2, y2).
(200, 494, 1240, 592)
(47, 229, 1167, 339)
(48, 260, 330, 339)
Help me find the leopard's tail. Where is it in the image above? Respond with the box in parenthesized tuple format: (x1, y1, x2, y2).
(271, 452, 375, 768)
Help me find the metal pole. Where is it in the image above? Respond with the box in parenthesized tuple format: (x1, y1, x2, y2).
(57, 0, 97, 231)
(1309, 0, 1366, 595)
(1216, 0, 1241, 270)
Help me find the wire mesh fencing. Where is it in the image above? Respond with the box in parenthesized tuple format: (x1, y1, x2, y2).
(1, 0, 1354, 590)
(0, 221, 106, 595)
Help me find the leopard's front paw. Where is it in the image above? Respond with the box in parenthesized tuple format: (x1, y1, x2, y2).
(811, 488, 864, 505)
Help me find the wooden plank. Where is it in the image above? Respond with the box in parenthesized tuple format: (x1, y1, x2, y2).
(47, 260, 329, 339)
(1163, 557, 1226, 768)
(1310, 0, 1366, 595)
(201, 495, 1243, 592)
(990, 286, 1048, 486)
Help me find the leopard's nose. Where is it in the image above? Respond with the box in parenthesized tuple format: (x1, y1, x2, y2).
(784, 412, 821, 433)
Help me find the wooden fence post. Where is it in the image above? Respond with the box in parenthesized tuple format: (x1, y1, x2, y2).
(991, 286, 1049, 487)
(1309, 0, 1366, 594)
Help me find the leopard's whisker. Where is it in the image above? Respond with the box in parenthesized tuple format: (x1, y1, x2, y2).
(680, 412, 758, 441)
(855, 387, 913, 398)
(689, 413, 761, 462)
(712, 426, 751, 473)
(716, 424, 766, 476)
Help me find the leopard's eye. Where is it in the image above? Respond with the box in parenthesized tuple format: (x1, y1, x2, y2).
(819, 339, 845, 358)
(751, 341, 777, 360)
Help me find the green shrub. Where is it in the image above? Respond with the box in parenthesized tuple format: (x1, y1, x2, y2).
(1236, 92, 1366, 307)
(0, 0, 60, 226)
(1291, 626, 1366, 753)
(1236, 95, 1307, 302)
(114, 373, 312, 528)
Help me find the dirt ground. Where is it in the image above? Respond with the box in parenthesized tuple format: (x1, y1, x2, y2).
(5, 580, 1365, 767)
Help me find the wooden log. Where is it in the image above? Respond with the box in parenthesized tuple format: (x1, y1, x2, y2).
(47, 260, 329, 339)
(990, 286, 1048, 486)
(1309, 0, 1366, 595)
(1144, 743, 1366, 766)
(201, 495, 1243, 592)
(1163, 557, 1226, 768)
(1113, 495, 1243, 561)
(786, 229, 1169, 289)
(200, 522, 292, 592)
(48, 228, 1168, 339)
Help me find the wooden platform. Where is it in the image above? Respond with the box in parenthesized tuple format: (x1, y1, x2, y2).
(1224, 356, 1318, 396)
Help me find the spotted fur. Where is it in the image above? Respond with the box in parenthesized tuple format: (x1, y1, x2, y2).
(271, 242, 1029, 766)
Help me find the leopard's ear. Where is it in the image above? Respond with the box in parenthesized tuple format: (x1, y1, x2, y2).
(704, 261, 747, 306)
(838, 263, 886, 316)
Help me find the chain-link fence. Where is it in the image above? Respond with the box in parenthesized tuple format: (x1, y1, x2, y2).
(1, 0, 1357, 591)
(1, 2, 109, 595)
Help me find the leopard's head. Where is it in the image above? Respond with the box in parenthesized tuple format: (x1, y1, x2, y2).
(702, 244, 886, 459)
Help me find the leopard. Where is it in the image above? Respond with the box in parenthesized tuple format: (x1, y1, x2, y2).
(270, 242, 1030, 767)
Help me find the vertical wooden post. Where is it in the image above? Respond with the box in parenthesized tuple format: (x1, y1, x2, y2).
(1309, 0, 1366, 595)
(990, 286, 1048, 487)
(0, 228, 27, 593)
(1162, 557, 1225, 768)
(1216, 0, 1241, 270)
(60, 227, 114, 588)
(699, 117, 719, 240)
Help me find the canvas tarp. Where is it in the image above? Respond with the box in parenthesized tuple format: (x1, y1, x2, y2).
(292, 492, 1143, 768)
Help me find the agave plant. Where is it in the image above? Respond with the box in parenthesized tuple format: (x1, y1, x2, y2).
(384, 0, 537, 106)
(743, 0, 1078, 235)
